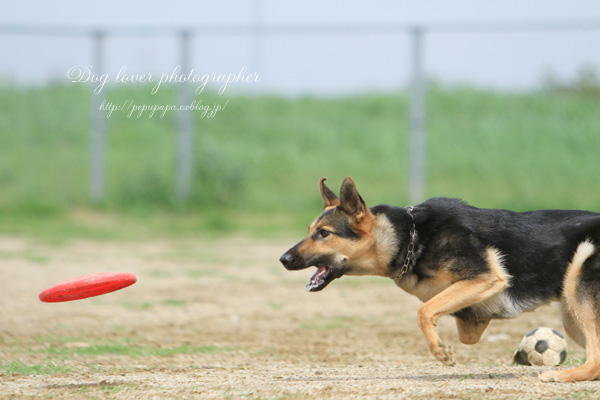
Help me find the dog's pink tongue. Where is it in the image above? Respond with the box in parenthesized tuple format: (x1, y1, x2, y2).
(306, 265, 329, 291)
(314, 265, 328, 279)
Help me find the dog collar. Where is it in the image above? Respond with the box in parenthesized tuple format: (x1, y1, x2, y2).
(391, 206, 417, 280)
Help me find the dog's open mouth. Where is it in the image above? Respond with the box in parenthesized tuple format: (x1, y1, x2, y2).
(305, 265, 331, 292)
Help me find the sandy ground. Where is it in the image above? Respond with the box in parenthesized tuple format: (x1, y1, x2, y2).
(1, 235, 599, 399)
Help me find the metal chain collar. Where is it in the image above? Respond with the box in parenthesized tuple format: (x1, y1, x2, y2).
(392, 206, 416, 280)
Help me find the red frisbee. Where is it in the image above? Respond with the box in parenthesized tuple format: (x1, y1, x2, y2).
(39, 272, 137, 303)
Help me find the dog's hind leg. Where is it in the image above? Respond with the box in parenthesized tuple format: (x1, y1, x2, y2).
(455, 318, 490, 345)
(560, 301, 585, 348)
(541, 304, 600, 382)
(541, 240, 600, 382)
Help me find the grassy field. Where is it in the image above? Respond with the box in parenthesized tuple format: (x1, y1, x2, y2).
(0, 84, 599, 238)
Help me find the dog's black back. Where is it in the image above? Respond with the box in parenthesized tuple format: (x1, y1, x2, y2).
(387, 198, 600, 321)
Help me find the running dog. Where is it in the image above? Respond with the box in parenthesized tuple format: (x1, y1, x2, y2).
(279, 177, 600, 382)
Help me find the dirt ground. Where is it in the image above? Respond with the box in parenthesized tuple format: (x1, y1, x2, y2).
(1, 235, 599, 399)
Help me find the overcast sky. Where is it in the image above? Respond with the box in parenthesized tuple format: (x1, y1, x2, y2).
(1, 1, 600, 94)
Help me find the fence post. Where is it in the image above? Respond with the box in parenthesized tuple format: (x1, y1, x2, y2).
(176, 30, 193, 202)
(90, 30, 106, 203)
(409, 27, 426, 204)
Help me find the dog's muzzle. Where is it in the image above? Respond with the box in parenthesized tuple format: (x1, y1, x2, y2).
(279, 246, 303, 271)
(280, 245, 342, 292)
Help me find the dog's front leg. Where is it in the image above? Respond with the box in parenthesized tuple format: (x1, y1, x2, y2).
(418, 276, 507, 365)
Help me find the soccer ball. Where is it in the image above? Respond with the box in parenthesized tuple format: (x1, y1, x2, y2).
(513, 327, 568, 366)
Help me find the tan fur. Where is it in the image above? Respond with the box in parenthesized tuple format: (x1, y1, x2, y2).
(455, 319, 490, 345)
(303, 207, 398, 277)
(561, 301, 585, 348)
(541, 303, 600, 382)
(371, 214, 400, 269)
(394, 268, 456, 303)
(486, 248, 511, 285)
(416, 247, 509, 365)
(563, 240, 595, 320)
(320, 177, 340, 207)
(344, 213, 401, 277)
(541, 240, 600, 382)
(465, 248, 527, 318)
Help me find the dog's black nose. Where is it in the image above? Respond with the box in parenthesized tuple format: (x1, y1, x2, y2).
(279, 252, 293, 267)
(280, 242, 303, 270)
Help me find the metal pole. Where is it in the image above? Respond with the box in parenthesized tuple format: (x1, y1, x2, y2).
(409, 27, 425, 204)
(176, 30, 192, 201)
(90, 30, 105, 203)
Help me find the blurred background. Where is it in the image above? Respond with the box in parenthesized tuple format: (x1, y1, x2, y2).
(1, 1, 599, 239)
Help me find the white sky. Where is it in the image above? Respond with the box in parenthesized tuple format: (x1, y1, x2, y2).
(1, 1, 600, 94)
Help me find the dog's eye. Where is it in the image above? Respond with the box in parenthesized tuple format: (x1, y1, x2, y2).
(319, 229, 330, 238)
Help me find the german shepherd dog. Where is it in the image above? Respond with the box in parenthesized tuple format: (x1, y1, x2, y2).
(279, 177, 600, 382)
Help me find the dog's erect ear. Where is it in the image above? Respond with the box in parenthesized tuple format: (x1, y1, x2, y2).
(319, 177, 339, 208)
(338, 177, 369, 221)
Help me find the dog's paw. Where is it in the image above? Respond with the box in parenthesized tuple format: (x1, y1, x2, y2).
(539, 370, 565, 383)
(432, 342, 455, 366)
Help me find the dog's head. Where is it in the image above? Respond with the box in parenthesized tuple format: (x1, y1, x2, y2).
(280, 177, 392, 291)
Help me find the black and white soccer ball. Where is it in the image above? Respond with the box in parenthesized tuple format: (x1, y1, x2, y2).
(513, 327, 568, 366)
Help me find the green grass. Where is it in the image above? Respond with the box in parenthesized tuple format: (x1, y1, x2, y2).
(45, 344, 230, 357)
(0, 336, 237, 376)
(0, 249, 50, 263)
(33, 337, 235, 358)
(162, 298, 187, 306)
(0, 361, 72, 376)
(1, 83, 599, 239)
